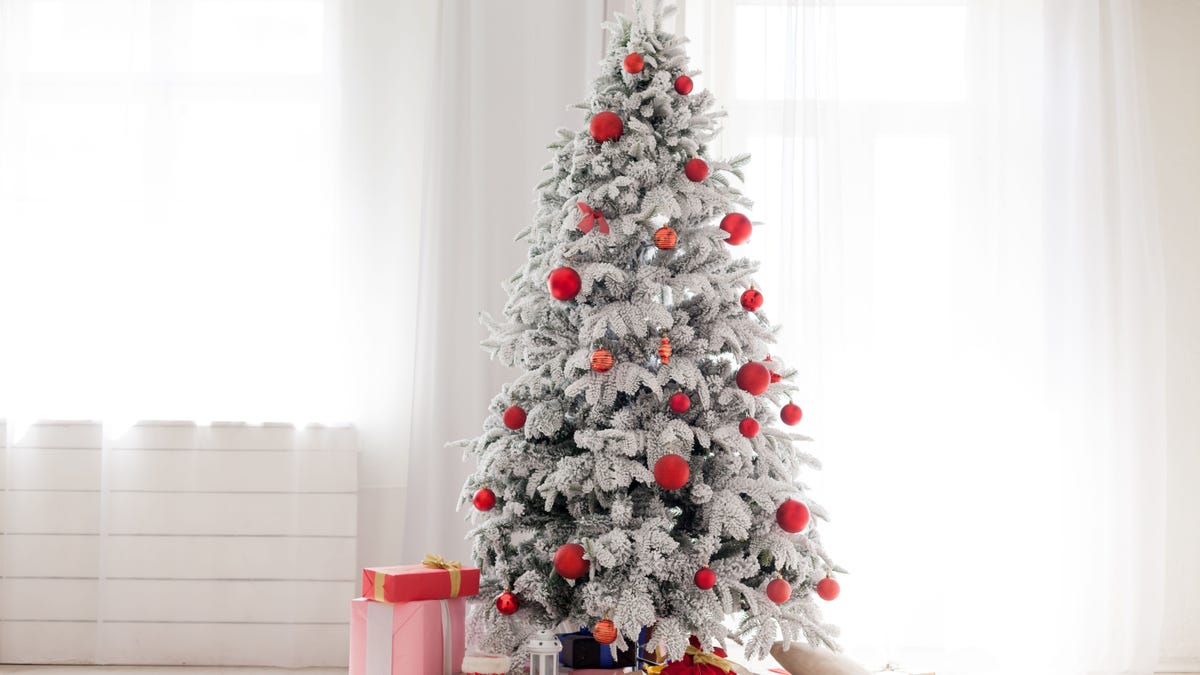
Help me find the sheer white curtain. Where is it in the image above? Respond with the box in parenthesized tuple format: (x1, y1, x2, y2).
(683, 1, 1167, 673)
(0, 0, 353, 427)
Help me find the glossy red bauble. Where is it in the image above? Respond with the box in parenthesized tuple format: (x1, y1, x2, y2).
(502, 405, 526, 430)
(472, 487, 496, 511)
(675, 75, 694, 95)
(816, 576, 841, 601)
(653, 454, 690, 490)
(741, 288, 764, 312)
(736, 362, 770, 396)
(694, 566, 717, 590)
(781, 402, 803, 425)
(684, 158, 709, 182)
(553, 543, 590, 580)
(720, 213, 753, 245)
(739, 417, 760, 438)
(496, 591, 519, 615)
(766, 577, 792, 604)
(593, 618, 618, 644)
(590, 111, 624, 143)
(548, 266, 582, 301)
(771, 371, 782, 383)
(776, 499, 810, 533)
(623, 52, 644, 74)
(669, 391, 691, 413)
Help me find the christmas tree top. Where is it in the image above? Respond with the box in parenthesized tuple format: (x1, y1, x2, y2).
(456, 1, 840, 667)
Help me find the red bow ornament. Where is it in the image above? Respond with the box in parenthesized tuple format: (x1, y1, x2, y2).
(577, 202, 610, 234)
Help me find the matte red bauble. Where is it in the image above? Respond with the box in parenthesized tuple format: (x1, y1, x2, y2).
(694, 566, 716, 590)
(502, 405, 526, 430)
(553, 543, 590, 580)
(548, 266, 581, 301)
(654, 226, 678, 250)
(736, 362, 770, 396)
(472, 487, 496, 511)
(817, 576, 841, 601)
(590, 111, 624, 143)
(675, 75, 693, 95)
(684, 158, 709, 182)
(669, 391, 691, 413)
(781, 402, 803, 425)
(720, 213, 753, 245)
(739, 417, 760, 438)
(593, 618, 617, 644)
(591, 348, 614, 373)
(653, 454, 690, 490)
(741, 287, 764, 312)
(496, 591, 519, 615)
(776, 499, 810, 533)
(767, 577, 792, 604)
(623, 52, 644, 74)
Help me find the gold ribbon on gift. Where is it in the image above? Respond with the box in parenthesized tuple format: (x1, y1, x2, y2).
(684, 646, 734, 673)
(642, 646, 734, 674)
(422, 553, 463, 598)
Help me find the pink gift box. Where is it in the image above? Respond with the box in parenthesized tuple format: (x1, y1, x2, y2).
(349, 597, 466, 675)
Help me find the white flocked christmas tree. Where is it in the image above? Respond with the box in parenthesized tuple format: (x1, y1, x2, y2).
(457, 1, 841, 668)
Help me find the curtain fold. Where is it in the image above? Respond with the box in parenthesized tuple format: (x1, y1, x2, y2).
(685, 1, 1166, 673)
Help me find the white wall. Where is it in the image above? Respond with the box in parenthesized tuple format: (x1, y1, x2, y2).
(1139, 2, 1200, 672)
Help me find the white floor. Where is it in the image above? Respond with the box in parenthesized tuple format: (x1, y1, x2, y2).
(0, 662, 348, 667)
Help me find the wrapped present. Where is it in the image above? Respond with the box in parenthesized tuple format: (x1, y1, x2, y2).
(561, 630, 637, 669)
(362, 554, 481, 603)
(462, 653, 511, 674)
(658, 645, 736, 675)
(348, 597, 465, 675)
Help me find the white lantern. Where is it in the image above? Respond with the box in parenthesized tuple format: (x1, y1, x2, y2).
(526, 629, 561, 675)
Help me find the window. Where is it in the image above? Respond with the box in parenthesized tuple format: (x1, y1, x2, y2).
(0, 0, 352, 425)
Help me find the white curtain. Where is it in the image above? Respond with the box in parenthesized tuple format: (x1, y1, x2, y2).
(0, 0, 352, 426)
(683, 1, 1167, 673)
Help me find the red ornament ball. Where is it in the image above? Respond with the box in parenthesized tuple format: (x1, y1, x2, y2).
(684, 158, 709, 182)
(502, 405, 526, 430)
(553, 543, 590, 580)
(736, 361, 770, 396)
(623, 52, 644, 74)
(771, 371, 782, 383)
(548, 266, 582, 301)
(472, 487, 496, 511)
(739, 417, 760, 438)
(669, 391, 691, 414)
(495, 591, 519, 615)
(720, 213, 753, 245)
(781, 402, 803, 425)
(589, 111, 624, 143)
(694, 566, 716, 590)
(767, 577, 792, 604)
(740, 288, 764, 312)
(776, 499, 810, 533)
(675, 75, 694, 95)
(816, 576, 841, 601)
(593, 618, 617, 644)
(653, 454, 690, 490)
(654, 226, 678, 250)
(591, 348, 614, 373)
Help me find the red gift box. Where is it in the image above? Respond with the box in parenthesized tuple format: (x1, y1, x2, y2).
(362, 554, 480, 603)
